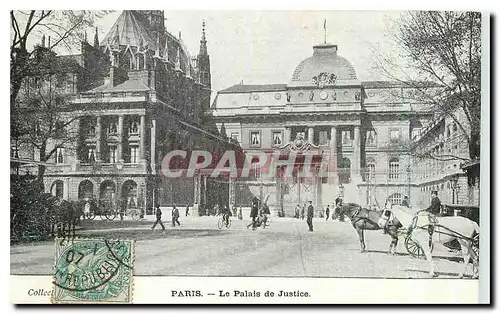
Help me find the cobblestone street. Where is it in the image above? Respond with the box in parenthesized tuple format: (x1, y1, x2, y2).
(10, 213, 477, 279)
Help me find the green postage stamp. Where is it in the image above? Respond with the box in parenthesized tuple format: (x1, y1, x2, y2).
(52, 238, 134, 304)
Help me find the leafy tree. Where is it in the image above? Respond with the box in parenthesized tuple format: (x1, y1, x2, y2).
(374, 11, 481, 161)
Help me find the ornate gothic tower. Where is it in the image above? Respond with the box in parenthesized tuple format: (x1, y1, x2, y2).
(196, 21, 211, 88)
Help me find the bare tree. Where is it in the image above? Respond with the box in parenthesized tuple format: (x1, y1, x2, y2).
(373, 11, 481, 161)
(10, 10, 110, 107)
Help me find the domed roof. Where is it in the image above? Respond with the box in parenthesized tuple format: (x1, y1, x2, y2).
(291, 44, 357, 84)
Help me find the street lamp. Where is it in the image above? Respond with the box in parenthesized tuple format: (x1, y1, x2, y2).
(140, 182, 146, 216)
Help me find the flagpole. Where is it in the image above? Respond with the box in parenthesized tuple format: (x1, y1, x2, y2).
(324, 19, 327, 43)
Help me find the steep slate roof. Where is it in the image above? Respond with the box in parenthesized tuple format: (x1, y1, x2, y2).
(218, 84, 288, 94)
(101, 11, 156, 50)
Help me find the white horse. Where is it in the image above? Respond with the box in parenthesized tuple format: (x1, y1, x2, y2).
(390, 205, 479, 278)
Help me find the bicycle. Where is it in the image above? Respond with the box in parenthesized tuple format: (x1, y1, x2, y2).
(217, 213, 231, 229)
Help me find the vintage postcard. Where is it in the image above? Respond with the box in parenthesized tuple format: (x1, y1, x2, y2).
(9, 9, 489, 304)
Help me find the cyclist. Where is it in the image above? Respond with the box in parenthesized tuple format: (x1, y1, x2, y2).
(221, 204, 231, 227)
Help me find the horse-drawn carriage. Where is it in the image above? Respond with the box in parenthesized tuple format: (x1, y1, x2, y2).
(339, 203, 479, 278)
(82, 199, 141, 221)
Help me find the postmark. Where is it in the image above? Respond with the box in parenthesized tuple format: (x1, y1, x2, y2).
(52, 238, 134, 304)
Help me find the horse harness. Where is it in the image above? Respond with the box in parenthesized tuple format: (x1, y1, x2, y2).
(349, 207, 381, 229)
(411, 213, 476, 243)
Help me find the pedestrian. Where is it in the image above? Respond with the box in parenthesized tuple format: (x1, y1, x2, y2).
(335, 195, 344, 221)
(172, 204, 180, 227)
(301, 203, 306, 220)
(238, 206, 243, 220)
(325, 204, 330, 221)
(151, 205, 165, 232)
(185, 205, 190, 216)
(402, 195, 410, 207)
(306, 201, 314, 231)
(247, 198, 259, 230)
(232, 205, 237, 217)
(294, 204, 300, 219)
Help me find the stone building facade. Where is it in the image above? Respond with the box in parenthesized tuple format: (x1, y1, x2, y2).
(13, 10, 231, 213)
(411, 107, 479, 210)
(210, 43, 436, 215)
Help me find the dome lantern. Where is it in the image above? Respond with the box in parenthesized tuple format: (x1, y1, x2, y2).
(290, 43, 357, 86)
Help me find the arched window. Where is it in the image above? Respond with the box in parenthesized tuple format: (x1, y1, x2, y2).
(365, 157, 376, 181)
(387, 193, 402, 205)
(388, 157, 400, 180)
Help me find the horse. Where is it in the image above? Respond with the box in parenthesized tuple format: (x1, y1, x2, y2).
(50, 200, 82, 238)
(390, 205, 479, 278)
(339, 203, 403, 254)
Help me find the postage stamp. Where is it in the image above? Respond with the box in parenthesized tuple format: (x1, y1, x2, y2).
(9, 9, 489, 304)
(52, 238, 134, 304)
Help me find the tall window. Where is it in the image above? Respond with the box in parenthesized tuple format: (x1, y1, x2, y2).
(109, 146, 117, 164)
(230, 132, 240, 143)
(388, 157, 400, 180)
(56, 147, 64, 164)
(339, 157, 351, 184)
(130, 146, 139, 163)
(11, 146, 19, 158)
(319, 130, 329, 145)
(341, 130, 352, 146)
(250, 131, 261, 147)
(272, 131, 283, 147)
(366, 158, 376, 181)
(130, 122, 139, 134)
(389, 129, 401, 143)
(365, 129, 377, 146)
(87, 146, 96, 162)
(108, 122, 118, 135)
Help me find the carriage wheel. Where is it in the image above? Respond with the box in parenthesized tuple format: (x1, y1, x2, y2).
(405, 236, 424, 258)
(87, 212, 96, 220)
(105, 210, 117, 220)
(131, 210, 140, 221)
(217, 218, 224, 230)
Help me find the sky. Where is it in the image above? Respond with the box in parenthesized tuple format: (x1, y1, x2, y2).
(28, 10, 405, 99)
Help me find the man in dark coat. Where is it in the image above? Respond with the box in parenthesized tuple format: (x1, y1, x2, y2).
(172, 204, 181, 227)
(325, 204, 330, 221)
(248, 198, 259, 230)
(306, 201, 314, 231)
(426, 191, 442, 215)
(151, 205, 165, 231)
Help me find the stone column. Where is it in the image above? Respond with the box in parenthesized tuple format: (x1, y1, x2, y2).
(352, 126, 362, 182)
(140, 115, 146, 161)
(63, 178, 70, 200)
(118, 115, 124, 163)
(308, 127, 314, 144)
(74, 117, 81, 162)
(329, 126, 338, 185)
(96, 116, 102, 162)
(285, 126, 292, 144)
(150, 119, 156, 173)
